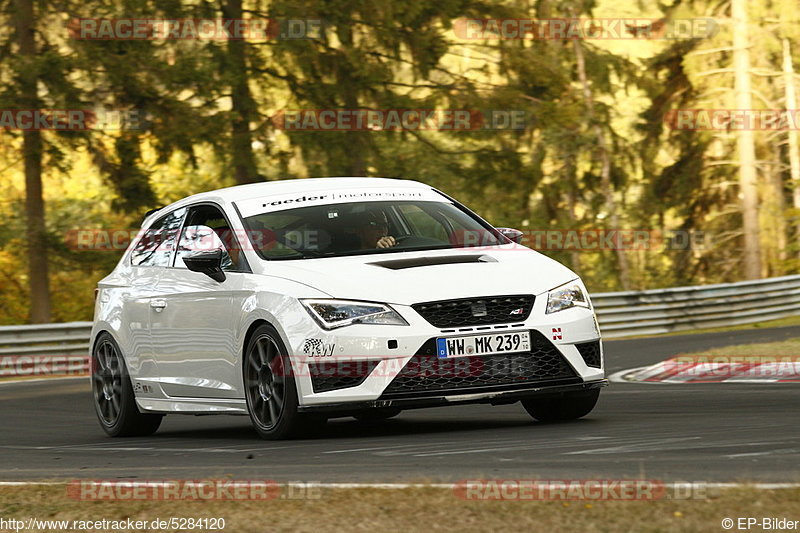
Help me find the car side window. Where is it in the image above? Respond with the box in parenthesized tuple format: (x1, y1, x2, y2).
(174, 204, 243, 272)
(130, 208, 187, 267)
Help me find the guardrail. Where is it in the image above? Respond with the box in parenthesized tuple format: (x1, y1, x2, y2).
(0, 322, 92, 378)
(1, 275, 799, 377)
(592, 274, 800, 338)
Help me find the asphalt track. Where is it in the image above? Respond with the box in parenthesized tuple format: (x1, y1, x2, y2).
(1, 326, 799, 482)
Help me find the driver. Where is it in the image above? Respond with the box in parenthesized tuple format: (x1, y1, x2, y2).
(352, 208, 397, 249)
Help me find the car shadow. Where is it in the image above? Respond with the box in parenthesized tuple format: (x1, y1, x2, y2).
(152, 412, 598, 442)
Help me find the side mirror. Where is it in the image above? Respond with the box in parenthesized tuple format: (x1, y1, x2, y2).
(183, 249, 226, 282)
(496, 227, 524, 244)
(177, 225, 229, 282)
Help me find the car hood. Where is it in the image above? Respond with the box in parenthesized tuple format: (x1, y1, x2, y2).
(258, 245, 578, 305)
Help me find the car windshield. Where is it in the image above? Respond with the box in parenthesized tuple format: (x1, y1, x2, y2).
(240, 200, 504, 260)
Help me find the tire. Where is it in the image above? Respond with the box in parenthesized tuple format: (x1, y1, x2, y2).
(244, 324, 322, 440)
(353, 407, 402, 422)
(521, 390, 600, 423)
(91, 332, 163, 437)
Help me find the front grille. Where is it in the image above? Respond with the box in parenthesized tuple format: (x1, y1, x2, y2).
(412, 295, 534, 328)
(576, 341, 602, 368)
(380, 330, 578, 399)
(309, 360, 380, 393)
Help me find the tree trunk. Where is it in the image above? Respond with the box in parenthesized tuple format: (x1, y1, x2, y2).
(732, 0, 761, 278)
(782, 38, 800, 254)
(573, 40, 632, 289)
(14, 0, 51, 323)
(337, 24, 368, 176)
(767, 142, 787, 270)
(223, 0, 260, 184)
(560, 146, 581, 273)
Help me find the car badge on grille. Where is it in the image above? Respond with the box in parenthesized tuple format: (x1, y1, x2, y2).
(471, 302, 488, 317)
(509, 307, 524, 315)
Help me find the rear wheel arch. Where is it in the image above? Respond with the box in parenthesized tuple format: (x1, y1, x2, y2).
(91, 328, 122, 369)
(91, 328, 114, 351)
(91, 330, 163, 437)
(91, 328, 135, 374)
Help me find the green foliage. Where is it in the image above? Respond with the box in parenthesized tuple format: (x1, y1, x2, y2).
(0, 0, 798, 322)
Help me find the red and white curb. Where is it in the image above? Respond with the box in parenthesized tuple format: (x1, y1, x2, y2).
(610, 358, 800, 383)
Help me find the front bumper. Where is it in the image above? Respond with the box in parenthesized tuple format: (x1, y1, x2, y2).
(285, 297, 604, 407)
(297, 379, 608, 413)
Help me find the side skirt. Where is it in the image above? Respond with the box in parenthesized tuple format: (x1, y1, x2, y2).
(136, 397, 248, 415)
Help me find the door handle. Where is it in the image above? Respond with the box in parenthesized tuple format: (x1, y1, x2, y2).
(150, 299, 167, 312)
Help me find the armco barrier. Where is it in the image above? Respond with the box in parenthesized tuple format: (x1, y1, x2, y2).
(0, 321, 92, 377)
(1, 275, 799, 377)
(591, 274, 800, 338)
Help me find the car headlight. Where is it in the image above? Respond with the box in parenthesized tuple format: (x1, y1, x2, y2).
(546, 281, 590, 314)
(301, 299, 409, 329)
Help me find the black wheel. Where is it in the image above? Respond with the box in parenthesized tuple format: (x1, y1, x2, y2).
(91, 332, 163, 437)
(244, 324, 321, 439)
(353, 407, 402, 422)
(521, 390, 600, 423)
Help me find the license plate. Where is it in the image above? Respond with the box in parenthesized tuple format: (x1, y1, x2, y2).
(436, 331, 531, 358)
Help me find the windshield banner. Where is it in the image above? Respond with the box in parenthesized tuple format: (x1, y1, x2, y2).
(235, 187, 449, 217)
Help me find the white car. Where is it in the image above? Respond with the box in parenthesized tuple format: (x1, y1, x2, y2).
(91, 177, 606, 439)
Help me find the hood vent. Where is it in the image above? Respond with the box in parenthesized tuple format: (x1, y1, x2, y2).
(370, 254, 498, 270)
